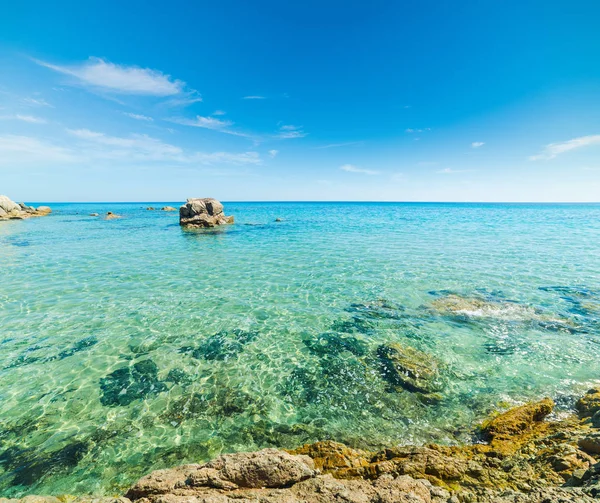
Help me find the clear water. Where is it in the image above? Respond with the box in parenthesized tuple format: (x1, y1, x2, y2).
(1, 202, 599, 497)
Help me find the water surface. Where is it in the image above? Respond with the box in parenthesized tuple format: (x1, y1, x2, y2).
(1, 202, 599, 496)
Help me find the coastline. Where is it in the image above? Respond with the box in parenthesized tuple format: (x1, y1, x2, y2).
(2, 390, 600, 503)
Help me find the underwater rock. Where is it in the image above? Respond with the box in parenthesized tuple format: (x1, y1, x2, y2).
(99, 359, 167, 406)
(0, 440, 91, 487)
(303, 332, 368, 357)
(0, 195, 52, 220)
(377, 342, 442, 395)
(182, 329, 259, 361)
(57, 336, 98, 360)
(179, 198, 234, 228)
(346, 299, 405, 320)
(592, 411, 600, 428)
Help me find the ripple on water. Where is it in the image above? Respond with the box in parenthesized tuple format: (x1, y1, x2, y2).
(1, 202, 600, 496)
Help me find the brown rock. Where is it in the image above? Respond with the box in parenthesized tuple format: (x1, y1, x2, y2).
(579, 433, 600, 455)
(480, 398, 554, 441)
(179, 198, 234, 228)
(577, 388, 600, 418)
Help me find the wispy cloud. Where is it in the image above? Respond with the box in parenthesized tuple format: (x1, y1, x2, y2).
(268, 149, 279, 158)
(436, 168, 474, 174)
(124, 112, 154, 122)
(22, 97, 53, 107)
(0, 135, 76, 164)
(35, 57, 192, 97)
(66, 128, 261, 165)
(529, 135, 600, 160)
(212, 110, 226, 116)
(276, 124, 307, 139)
(471, 142, 485, 148)
(242, 95, 266, 100)
(1, 114, 47, 124)
(340, 164, 379, 175)
(315, 141, 362, 149)
(405, 128, 430, 133)
(167, 115, 253, 138)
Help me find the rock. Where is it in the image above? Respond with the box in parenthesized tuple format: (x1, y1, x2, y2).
(146, 207, 155, 210)
(579, 433, 600, 455)
(179, 198, 234, 228)
(0, 195, 51, 220)
(480, 398, 554, 441)
(592, 410, 600, 428)
(0, 195, 21, 214)
(376, 342, 442, 395)
(105, 212, 121, 220)
(161, 206, 177, 211)
(90, 213, 99, 217)
(275, 217, 283, 222)
(126, 449, 316, 499)
(577, 388, 600, 418)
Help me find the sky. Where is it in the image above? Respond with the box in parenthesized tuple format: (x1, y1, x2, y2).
(1, 0, 599, 202)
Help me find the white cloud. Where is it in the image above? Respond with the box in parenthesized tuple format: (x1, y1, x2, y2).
(268, 149, 279, 158)
(243, 95, 266, 100)
(529, 135, 600, 160)
(436, 168, 473, 174)
(315, 141, 361, 149)
(0, 129, 261, 167)
(406, 128, 430, 133)
(212, 110, 226, 116)
(35, 57, 189, 96)
(67, 128, 260, 165)
(0, 135, 76, 164)
(22, 97, 53, 107)
(276, 124, 307, 139)
(340, 164, 379, 175)
(0, 114, 47, 124)
(471, 142, 485, 148)
(124, 112, 154, 122)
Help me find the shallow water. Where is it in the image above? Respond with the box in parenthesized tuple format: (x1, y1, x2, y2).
(1, 202, 599, 496)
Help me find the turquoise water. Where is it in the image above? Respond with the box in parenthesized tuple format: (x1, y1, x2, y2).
(1, 202, 600, 497)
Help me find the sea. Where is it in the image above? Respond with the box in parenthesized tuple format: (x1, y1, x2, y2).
(1, 202, 599, 496)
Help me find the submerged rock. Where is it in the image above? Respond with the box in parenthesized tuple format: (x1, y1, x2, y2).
(0, 195, 52, 220)
(99, 359, 167, 406)
(179, 197, 234, 227)
(377, 342, 442, 395)
(182, 329, 259, 361)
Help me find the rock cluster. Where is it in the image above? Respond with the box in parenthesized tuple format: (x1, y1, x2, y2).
(0, 195, 51, 220)
(179, 198, 234, 228)
(4, 394, 600, 502)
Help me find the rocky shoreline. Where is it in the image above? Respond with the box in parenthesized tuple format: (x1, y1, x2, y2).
(3, 390, 600, 503)
(0, 195, 51, 220)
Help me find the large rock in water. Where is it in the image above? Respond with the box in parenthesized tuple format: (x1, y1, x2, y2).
(179, 198, 234, 228)
(0, 195, 51, 220)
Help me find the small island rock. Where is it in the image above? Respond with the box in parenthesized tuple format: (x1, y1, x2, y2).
(161, 206, 177, 211)
(179, 198, 234, 228)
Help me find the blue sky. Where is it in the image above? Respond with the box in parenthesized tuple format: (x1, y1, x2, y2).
(1, 0, 599, 202)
